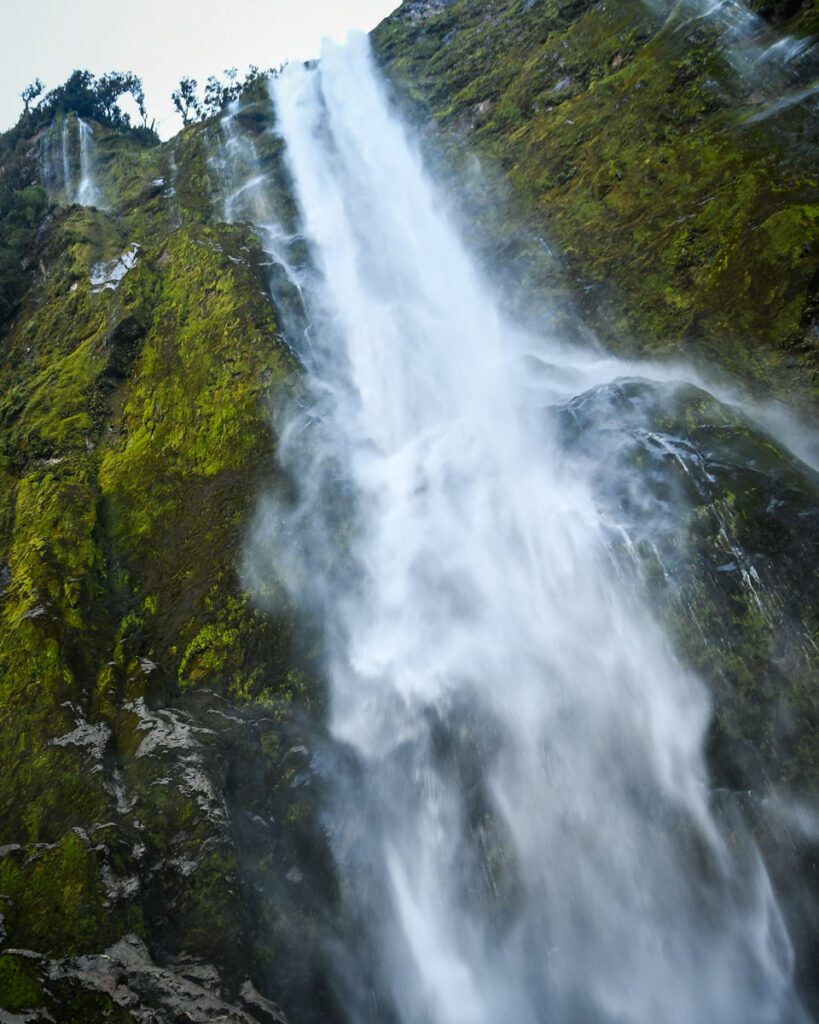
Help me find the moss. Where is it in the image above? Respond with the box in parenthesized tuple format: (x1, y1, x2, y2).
(0, 832, 138, 955)
(0, 954, 45, 1011)
(179, 620, 242, 687)
(95, 223, 299, 687)
(5, 460, 100, 628)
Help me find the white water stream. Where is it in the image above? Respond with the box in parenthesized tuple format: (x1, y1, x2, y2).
(76, 118, 102, 206)
(41, 115, 102, 207)
(231, 34, 804, 1024)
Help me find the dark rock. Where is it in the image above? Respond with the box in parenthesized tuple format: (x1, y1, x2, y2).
(0, 936, 289, 1023)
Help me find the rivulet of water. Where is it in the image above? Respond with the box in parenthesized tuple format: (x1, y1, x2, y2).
(227, 33, 805, 1024)
(40, 115, 102, 207)
(76, 117, 102, 207)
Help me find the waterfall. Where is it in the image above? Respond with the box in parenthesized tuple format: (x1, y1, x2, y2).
(76, 118, 102, 207)
(233, 34, 804, 1024)
(60, 118, 73, 202)
(40, 115, 102, 207)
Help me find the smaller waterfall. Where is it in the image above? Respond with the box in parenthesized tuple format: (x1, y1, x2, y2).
(76, 118, 102, 207)
(207, 97, 310, 351)
(60, 119, 72, 202)
(40, 115, 103, 208)
(210, 99, 304, 293)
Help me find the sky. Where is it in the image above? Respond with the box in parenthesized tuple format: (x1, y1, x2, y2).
(0, 0, 400, 138)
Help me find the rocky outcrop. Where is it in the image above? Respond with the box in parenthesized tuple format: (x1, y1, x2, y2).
(0, 935, 288, 1023)
(555, 377, 819, 1001)
(556, 378, 818, 791)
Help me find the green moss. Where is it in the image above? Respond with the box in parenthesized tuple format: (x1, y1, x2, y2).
(0, 832, 136, 954)
(0, 954, 45, 1011)
(179, 621, 241, 687)
(5, 460, 100, 627)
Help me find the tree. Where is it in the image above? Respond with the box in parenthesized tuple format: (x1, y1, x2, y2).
(171, 77, 202, 126)
(44, 70, 97, 120)
(243, 65, 261, 88)
(20, 79, 44, 115)
(203, 68, 243, 118)
(95, 71, 145, 127)
(130, 76, 148, 125)
(32, 69, 149, 130)
(171, 64, 283, 127)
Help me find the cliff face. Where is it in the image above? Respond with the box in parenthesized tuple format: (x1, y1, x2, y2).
(0, 106, 338, 1022)
(373, 0, 819, 407)
(0, 4, 817, 1021)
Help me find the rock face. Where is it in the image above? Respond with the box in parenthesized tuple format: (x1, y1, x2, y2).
(0, 93, 338, 1023)
(401, 0, 458, 20)
(0, 4, 817, 1021)
(0, 935, 288, 1023)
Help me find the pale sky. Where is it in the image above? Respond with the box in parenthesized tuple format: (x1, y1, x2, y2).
(0, 0, 400, 138)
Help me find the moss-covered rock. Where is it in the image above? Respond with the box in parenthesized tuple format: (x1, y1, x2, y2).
(556, 378, 818, 789)
(0, 95, 330, 1020)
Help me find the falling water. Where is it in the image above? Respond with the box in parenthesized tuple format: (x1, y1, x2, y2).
(40, 115, 102, 207)
(60, 118, 72, 202)
(76, 118, 102, 207)
(209, 100, 305, 297)
(233, 34, 805, 1024)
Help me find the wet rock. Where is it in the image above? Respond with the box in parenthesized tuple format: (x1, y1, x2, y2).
(238, 981, 288, 1024)
(48, 706, 111, 763)
(90, 243, 140, 293)
(0, 936, 289, 1023)
(556, 377, 818, 790)
(102, 313, 146, 381)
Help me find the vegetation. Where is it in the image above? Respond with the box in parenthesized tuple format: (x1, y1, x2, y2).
(172, 64, 283, 126)
(17, 69, 152, 135)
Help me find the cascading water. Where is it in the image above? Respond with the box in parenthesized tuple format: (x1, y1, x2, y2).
(209, 100, 305, 300)
(60, 118, 72, 201)
(40, 115, 102, 207)
(229, 34, 806, 1024)
(76, 118, 102, 207)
